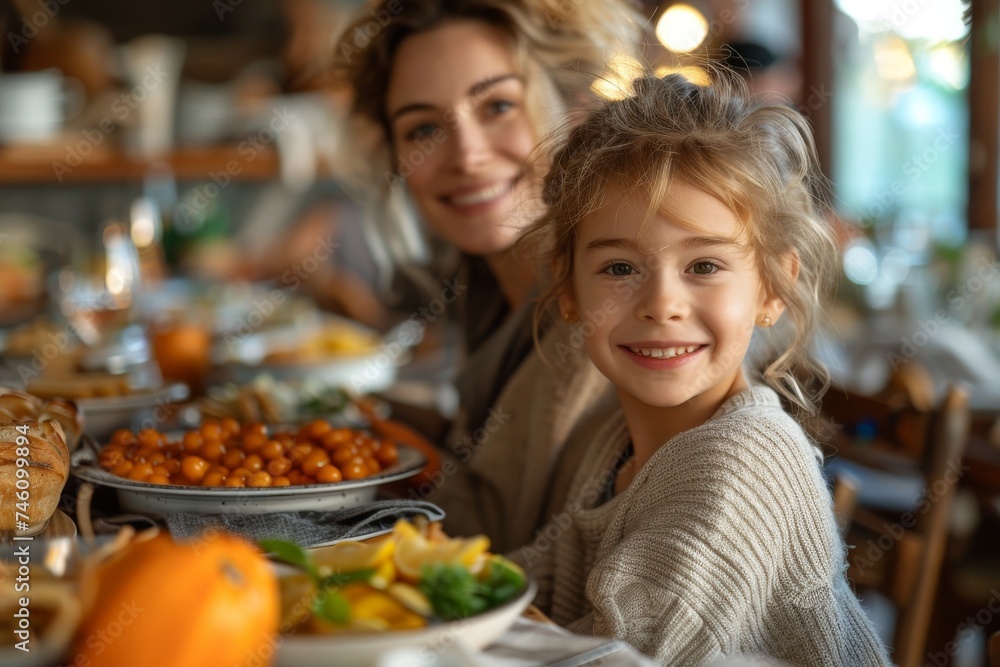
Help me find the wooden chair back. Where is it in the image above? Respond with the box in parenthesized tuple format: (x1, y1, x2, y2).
(830, 471, 858, 538)
(817, 377, 970, 667)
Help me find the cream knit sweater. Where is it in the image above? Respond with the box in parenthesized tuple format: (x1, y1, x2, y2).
(516, 385, 892, 667)
(429, 318, 616, 553)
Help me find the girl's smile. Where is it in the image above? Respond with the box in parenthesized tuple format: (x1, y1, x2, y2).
(619, 342, 706, 369)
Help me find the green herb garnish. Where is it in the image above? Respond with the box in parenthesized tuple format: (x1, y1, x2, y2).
(261, 538, 373, 626)
(419, 557, 526, 621)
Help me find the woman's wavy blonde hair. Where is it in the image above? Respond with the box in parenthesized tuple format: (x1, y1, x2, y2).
(331, 0, 643, 298)
(529, 72, 840, 416)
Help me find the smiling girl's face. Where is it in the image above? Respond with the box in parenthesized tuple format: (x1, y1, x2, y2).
(386, 20, 537, 256)
(566, 180, 783, 414)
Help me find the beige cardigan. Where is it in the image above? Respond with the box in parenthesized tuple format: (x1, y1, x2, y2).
(428, 318, 616, 554)
(516, 386, 892, 667)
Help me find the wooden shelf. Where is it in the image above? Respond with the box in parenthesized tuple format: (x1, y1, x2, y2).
(0, 143, 281, 184)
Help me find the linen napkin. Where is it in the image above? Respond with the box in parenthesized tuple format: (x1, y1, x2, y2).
(163, 499, 445, 546)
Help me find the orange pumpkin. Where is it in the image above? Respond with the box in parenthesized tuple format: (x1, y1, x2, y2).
(73, 531, 280, 667)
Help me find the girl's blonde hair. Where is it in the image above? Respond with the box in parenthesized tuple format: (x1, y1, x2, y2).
(530, 73, 839, 415)
(331, 0, 643, 298)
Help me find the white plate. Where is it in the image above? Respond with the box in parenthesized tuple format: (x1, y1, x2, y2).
(0, 509, 76, 542)
(275, 578, 537, 666)
(78, 382, 189, 441)
(71, 443, 426, 515)
(214, 315, 411, 395)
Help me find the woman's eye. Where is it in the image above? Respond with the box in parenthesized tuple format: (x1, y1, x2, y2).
(486, 100, 515, 116)
(404, 123, 438, 141)
(602, 262, 635, 277)
(690, 261, 720, 275)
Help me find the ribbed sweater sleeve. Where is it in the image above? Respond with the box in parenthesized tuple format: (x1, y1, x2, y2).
(524, 386, 893, 667)
(430, 318, 614, 552)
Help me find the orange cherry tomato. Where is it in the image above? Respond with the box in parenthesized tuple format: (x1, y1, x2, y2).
(243, 454, 264, 473)
(242, 431, 267, 454)
(259, 441, 285, 461)
(321, 429, 353, 450)
(289, 443, 313, 464)
(332, 444, 358, 467)
(112, 461, 134, 477)
(220, 417, 241, 439)
(306, 419, 332, 442)
(266, 458, 291, 477)
(341, 462, 368, 481)
(198, 439, 226, 463)
(110, 429, 136, 447)
(136, 428, 161, 448)
(247, 471, 273, 488)
(181, 456, 209, 483)
(182, 431, 203, 453)
(201, 471, 227, 487)
(315, 466, 343, 484)
(376, 441, 399, 467)
(221, 449, 245, 469)
(300, 450, 330, 477)
(128, 462, 154, 482)
(200, 420, 223, 441)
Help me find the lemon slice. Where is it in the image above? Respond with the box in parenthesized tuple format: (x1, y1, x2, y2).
(340, 583, 428, 630)
(392, 522, 490, 581)
(312, 536, 395, 576)
(385, 582, 433, 617)
(369, 559, 397, 590)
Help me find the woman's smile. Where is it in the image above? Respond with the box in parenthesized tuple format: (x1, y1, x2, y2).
(441, 178, 516, 213)
(386, 21, 536, 256)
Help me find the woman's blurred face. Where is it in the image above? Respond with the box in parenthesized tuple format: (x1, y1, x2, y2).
(386, 20, 537, 256)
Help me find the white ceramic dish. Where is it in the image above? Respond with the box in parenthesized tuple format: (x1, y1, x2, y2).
(274, 578, 537, 666)
(214, 315, 413, 395)
(78, 382, 189, 441)
(70, 444, 427, 516)
(0, 509, 76, 543)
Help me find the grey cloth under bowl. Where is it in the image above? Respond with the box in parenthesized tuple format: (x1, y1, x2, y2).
(164, 500, 445, 546)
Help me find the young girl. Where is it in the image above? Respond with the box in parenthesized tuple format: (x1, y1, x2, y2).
(518, 74, 892, 666)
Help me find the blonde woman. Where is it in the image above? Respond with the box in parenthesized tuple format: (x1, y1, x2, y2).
(334, 0, 643, 551)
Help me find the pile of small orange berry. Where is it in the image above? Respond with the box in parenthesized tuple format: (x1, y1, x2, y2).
(98, 418, 400, 488)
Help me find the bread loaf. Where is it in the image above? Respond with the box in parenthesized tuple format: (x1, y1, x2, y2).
(0, 420, 70, 532)
(0, 388, 82, 451)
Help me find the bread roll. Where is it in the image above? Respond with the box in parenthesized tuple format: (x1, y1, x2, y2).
(0, 420, 70, 532)
(0, 388, 82, 452)
(0, 392, 39, 419)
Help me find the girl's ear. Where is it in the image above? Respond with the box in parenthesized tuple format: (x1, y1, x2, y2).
(553, 256, 579, 323)
(558, 289, 578, 323)
(760, 250, 799, 325)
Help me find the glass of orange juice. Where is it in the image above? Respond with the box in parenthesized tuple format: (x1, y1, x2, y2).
(150, 313, 212, 395)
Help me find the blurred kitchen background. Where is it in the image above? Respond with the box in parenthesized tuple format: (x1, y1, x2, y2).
(0, 0, 992, 320)
(0, 0, 992, 346)
(0, 1, 999, 663)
